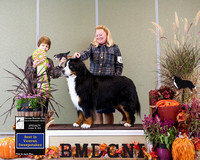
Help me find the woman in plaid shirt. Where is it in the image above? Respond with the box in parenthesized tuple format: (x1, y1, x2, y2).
(74, 25, 123, 124)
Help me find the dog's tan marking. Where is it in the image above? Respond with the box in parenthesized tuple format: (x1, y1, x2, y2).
(117, 105, 131, 124)
(116, 105, 127, 122)
(76, 112, 85, 126)
(84, 117, 93, 125)
(78, 97, 81, 104)
(71, 71, 77, 76)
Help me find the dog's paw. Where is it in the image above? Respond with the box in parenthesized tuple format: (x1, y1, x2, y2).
(119, 120, 126, 124)
(81, 124, 91, 129)
(124, 123, 132, 127)
(73, 123, 80, 127)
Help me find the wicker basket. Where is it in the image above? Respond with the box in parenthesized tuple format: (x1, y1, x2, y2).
(18, 110, 43, 117)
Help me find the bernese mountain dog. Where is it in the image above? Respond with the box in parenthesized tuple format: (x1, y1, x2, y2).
(62, 58, 140, 128)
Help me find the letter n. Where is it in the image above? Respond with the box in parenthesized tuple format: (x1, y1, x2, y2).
(122, 144, 134, 158)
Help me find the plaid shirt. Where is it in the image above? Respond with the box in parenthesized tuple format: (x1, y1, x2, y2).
(80, 44, 123, 76)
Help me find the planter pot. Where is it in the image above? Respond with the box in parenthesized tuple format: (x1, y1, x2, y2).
(158, 105, 181, 122)
(157, 143, 172, 160)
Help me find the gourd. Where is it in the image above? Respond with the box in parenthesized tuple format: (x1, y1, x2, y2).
(0, 137, 17, 159)
(172, 135, 195, 160)
(156, 99, 179, 107)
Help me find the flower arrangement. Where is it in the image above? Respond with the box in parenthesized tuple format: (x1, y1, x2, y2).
(25, 146, 59, 160)
(151, 11, 200, 103)
(177, 97, 200, 138)
(45, 146, 59, 159)
(151, 86, 175, 105)
(191, 137, 200, 150)
(142, 146, 158, 160)
(142, 114, 177, 150)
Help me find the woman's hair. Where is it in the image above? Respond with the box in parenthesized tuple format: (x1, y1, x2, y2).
(91, 25, 114, 47)
(37, 36, 51, 49)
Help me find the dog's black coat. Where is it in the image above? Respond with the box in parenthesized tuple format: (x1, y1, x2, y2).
(54, 51, 70, 61)
(63, 58, 140, 126)
(172, 76, 196, 91)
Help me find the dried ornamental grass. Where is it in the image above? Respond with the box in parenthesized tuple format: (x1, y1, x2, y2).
(151, 11, 200, 103)
(172, 135, 195, 160)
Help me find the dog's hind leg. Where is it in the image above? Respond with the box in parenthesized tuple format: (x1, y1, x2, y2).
(116, 105, 127, 124)
(73, 111, 85, 127)
(116, 105, 132, 127)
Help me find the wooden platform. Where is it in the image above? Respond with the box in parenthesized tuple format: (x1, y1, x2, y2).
(46, 124, 145, 159)
(46, 124, 145, 147)
(47, 124, 143, 130)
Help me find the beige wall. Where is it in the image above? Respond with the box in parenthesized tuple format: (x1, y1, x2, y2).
(98, 0, 157, 123)
(0, 0, 200, 132)
(0, 0, 36, 132)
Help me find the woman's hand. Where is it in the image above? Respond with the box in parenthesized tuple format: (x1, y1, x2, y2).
(74, 52, 81, 58)
(33, 59, 41, 68)
(59, 57, 66, 67)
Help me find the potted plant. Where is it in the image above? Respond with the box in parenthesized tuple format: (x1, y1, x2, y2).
(142, 114, 177, 149)
(151, 11, 200, 103)
(1, 61, 62, 123)
(142, 114, 177, 159)
(150, 86, 175, 105)
(149, 86, 175, 117)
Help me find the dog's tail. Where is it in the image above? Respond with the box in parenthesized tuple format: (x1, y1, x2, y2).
(135, 93, 141, 116)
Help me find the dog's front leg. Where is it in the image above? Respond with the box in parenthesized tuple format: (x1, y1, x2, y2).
(73, 111, 85, 127)
(81, 116, 93, 128)
(81, 108, 93, 129)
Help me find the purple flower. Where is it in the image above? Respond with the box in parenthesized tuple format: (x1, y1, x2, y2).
(142, 114, 177, 146)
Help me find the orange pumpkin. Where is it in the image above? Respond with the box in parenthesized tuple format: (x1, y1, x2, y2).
(156, 99, 179, 107)
(0, 137, 17, 159)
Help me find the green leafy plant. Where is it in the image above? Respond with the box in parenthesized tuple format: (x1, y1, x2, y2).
(15, 96, 45, 110)
(142, 114, 177, 150)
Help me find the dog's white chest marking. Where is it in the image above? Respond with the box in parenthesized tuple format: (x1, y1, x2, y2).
(66, 74, 83, 112)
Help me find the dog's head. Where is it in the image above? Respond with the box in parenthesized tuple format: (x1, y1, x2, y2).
(62, 58, 87, 78)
